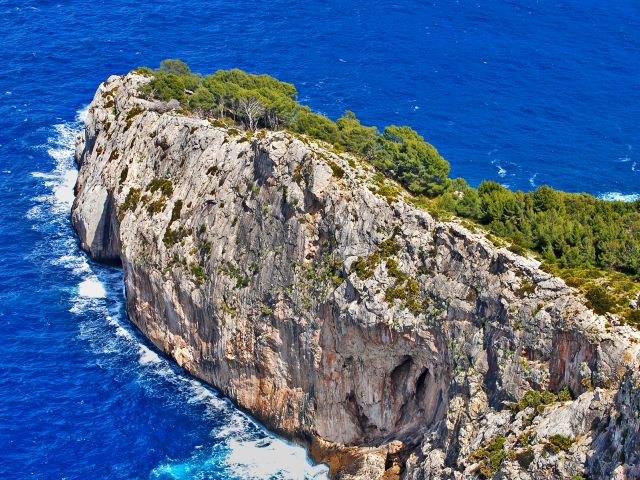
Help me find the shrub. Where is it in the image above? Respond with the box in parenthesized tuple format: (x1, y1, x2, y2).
(557, 386, 573, 402)
(469, 435, 506, 478)
(326, 159, 345, 179)
(133, 66, 153, 76)
(163, 225, 186, 248)
(375, 125, 450, 197)
(515, 281, 536, 297)
(335, 110, 377, 158)
(146, 178, 173, 196)
(351, 254, 379, 280)
(146, 197, 167, 215)
(191, 264, 206, 284)
(290, 107, 339, 144)
(514, 389, 562, 413)
(585, 286, 614, 314)
(122, 187, 141, 213)
(124, 105, 145, 129)
(626, 309, 640, 327)
(158, 59, 191, 75)
(169, 199, 182, 224)
(546, 434, 574, 453)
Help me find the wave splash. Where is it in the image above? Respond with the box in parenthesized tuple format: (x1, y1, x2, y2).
(598, 192, 640, 202)
(29, 108, 328, 479)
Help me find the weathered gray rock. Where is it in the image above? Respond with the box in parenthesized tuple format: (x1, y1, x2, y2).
(72, 73, 640, 479)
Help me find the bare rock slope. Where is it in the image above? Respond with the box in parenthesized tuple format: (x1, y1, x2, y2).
(72, 73, 640, 479)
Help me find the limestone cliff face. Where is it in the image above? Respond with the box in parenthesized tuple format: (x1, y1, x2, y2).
(72, 73, 640, 479)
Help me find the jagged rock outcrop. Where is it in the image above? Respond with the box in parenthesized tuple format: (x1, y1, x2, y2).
(72, 73, 640, 479)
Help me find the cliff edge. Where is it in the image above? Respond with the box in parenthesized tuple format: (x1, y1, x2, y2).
(72, 73, 640, 479)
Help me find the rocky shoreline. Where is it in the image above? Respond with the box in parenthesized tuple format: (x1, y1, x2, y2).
(72, 72, 640, 479)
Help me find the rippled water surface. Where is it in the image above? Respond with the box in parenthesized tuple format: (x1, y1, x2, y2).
(0, 1, 638, 479)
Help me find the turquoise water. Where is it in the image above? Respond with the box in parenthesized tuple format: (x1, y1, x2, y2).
(0, 1, 638, 478)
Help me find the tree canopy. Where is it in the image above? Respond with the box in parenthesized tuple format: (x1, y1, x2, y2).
(375, 126, 451, 197)
(438, 181, 640, 276)
(136, 60, 450, 197)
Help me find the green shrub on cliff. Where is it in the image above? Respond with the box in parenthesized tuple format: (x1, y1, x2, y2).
(375, 126, 451, 196)
(584, 286, 615, 314)
(335, 110, 378, 158)
(438, 182, 640, 278)
(140, 59, 201, 102)
(469, 435, 506, 478)
(546, 434, 574, 453)
(289, 107, 339, 144)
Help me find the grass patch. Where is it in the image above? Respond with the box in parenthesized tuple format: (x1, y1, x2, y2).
(119, 166, 128, 184)
(191, 264, 206, 284)
(147, 197, 167, 215)
(122, 187, 140, 213)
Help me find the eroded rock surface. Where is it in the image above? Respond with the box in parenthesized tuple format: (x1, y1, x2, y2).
(72, 73, 640, 479)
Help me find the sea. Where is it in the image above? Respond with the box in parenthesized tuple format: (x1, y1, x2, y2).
(0, 1, 638, 479)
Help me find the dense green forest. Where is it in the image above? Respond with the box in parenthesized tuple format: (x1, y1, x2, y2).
(133, 60, 640, 324)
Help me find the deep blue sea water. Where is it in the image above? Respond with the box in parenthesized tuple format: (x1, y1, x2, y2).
(0, 1, 638, 479)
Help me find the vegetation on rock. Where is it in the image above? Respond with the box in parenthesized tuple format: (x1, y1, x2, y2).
(545, 434, 575, 453)
(137, 59, 450, 197)
(133, 60, 640, 322)
(513, 387, 572, 414)
(440, 182, 640, 278)
(469, 435, 506, 478)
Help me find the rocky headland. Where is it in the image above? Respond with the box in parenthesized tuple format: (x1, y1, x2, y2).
(72, 72, 640, 479)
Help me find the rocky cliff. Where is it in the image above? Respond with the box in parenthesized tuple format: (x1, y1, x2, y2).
(72, 73, 640, 479)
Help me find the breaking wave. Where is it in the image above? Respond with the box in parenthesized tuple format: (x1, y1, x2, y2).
(598, 192, 640, 202)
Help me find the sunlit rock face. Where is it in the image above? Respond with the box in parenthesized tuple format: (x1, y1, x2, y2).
(73, 73, 640, 479)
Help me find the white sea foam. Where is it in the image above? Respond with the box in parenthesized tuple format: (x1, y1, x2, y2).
(25, 205, 44, 220)
(138, 345, 162, 365)
(53, 169, 78, 207)
(490, 158, 507, 178)
(213, 411, 249, 439)
(78, 277, 107, 298)
(53, 254, 91, 275)
(187, 379, 219, 405)
(529, 173, 538, 187)
(31, 171, 56, 179)
(598, 192, 640, 202)
(225, 437, 328, 479)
